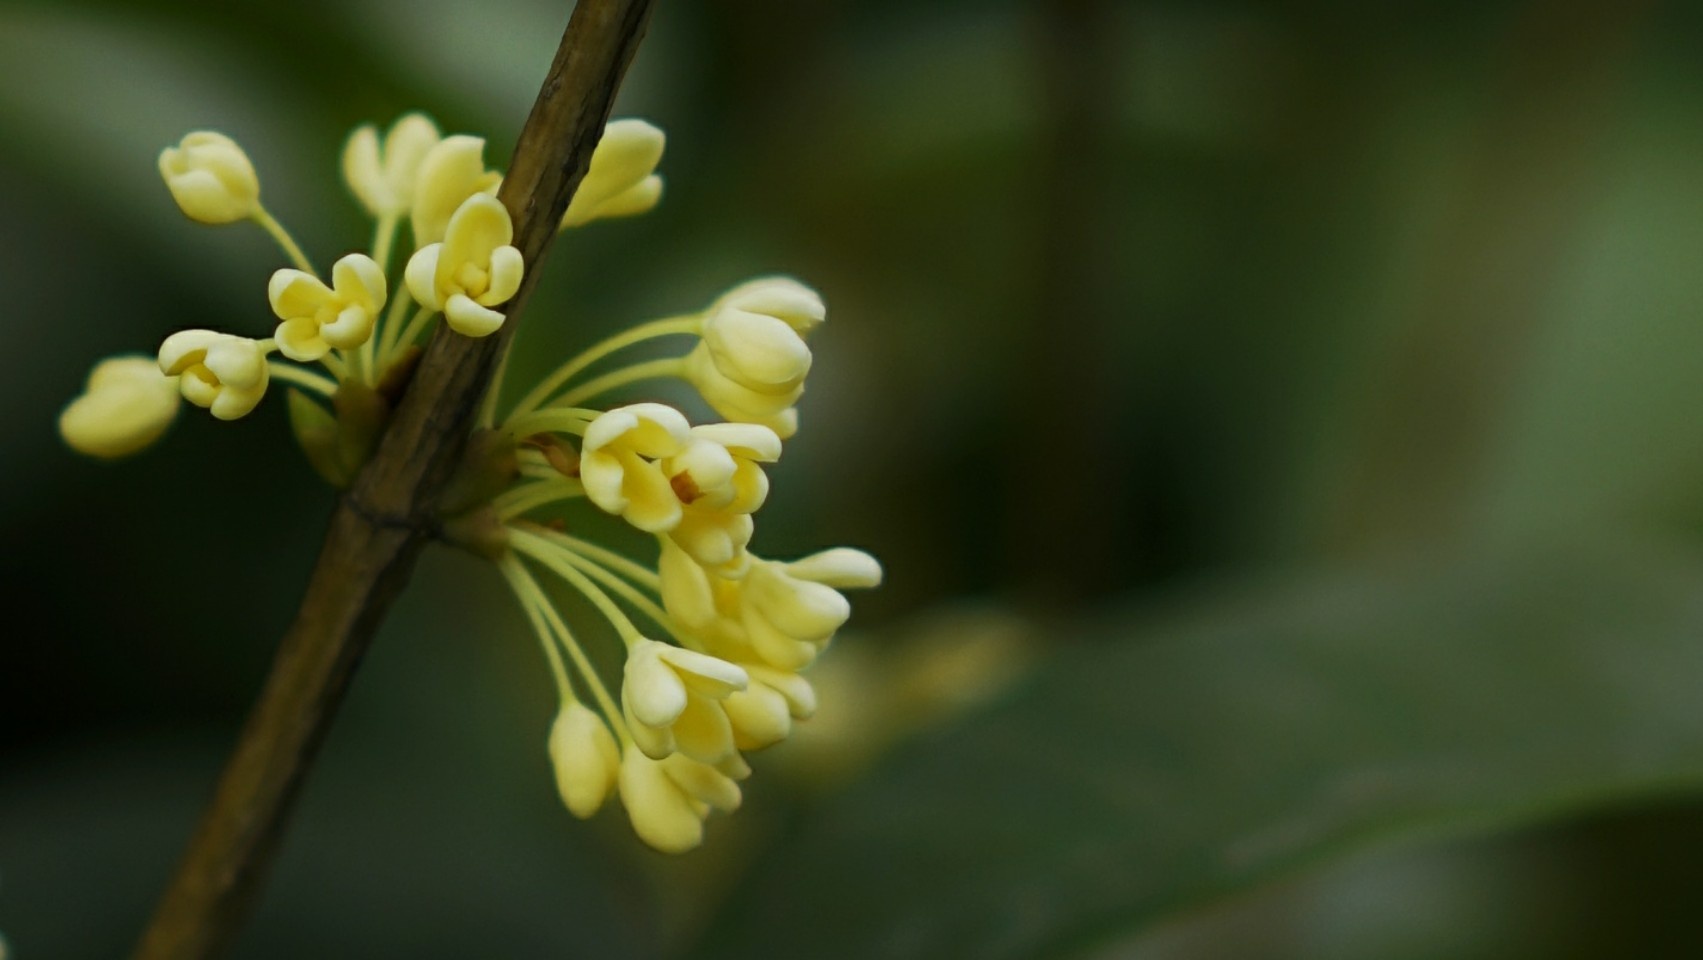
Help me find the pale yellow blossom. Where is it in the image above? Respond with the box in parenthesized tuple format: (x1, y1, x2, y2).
(268, 254, 387, 361)
(701, 277, 823, 390)
(157, 330, 270, 420)
(622, 638, 747, 763)
(59, 356, 181, 459)
(547, 701, 620, 818)
(660, 422, 780, 575)
(405, 194, 523, 337)
(561, 119, 666, 228)
(158, 131, 259, 224)
(579, 403, 693, 531)
(618, 748, 743, 854)
(342, 113, 441, 218)
(410, 134, 501, 246)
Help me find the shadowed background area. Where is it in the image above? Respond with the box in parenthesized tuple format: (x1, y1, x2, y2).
(8, 0, 1703, 957)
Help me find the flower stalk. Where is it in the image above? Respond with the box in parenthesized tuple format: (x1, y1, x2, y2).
(129, 4, 658, 958)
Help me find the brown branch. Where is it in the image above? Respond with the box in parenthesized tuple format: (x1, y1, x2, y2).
(131, 3, 657, 957)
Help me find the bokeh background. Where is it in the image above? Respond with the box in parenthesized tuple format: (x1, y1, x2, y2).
(8, 0, 1703, 957)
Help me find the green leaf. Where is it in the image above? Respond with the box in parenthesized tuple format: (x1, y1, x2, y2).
(285, 387, 348, 488)
(695, 538, 1703, 960)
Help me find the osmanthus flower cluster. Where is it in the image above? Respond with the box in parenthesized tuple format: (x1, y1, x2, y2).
(58, 111, 880, 853)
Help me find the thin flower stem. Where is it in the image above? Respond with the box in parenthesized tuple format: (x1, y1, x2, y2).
(251, 206, 315, 276)
(388, 306, 438, 361)
(503, 407, 601, 439)
(531, 526, 663, 592)
(517, 451, 566, 481)
(319, 352, 348, 381)
(507, 315, 699, 420)
(267, 362, 339, 398)
(553, 356, 686, 409)
(497, 554, 573, 697)
(510, 528, 645, 648)
(494, 478, 587, 520)
(376, 286, 416, 369)
(550, 545, 687, 646)
(479, 339, 513, 430)
(505, 554, 628, 738)
(370, 212, 400, 275)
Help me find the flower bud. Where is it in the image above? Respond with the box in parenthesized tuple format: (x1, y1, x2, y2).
(158, 131, 260, 224)
(59, 356, 181, 459)
(700, 277, 825, 391)
(561, 119, 666, 228)
(548, 702, 620, 819)
(683, 346, 803, 439)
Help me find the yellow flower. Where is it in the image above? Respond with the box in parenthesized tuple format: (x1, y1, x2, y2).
(659, 422, 781, 575)
(701, 277, 823, 390)
(59, 356, 181, 459)
(621, 638, 747, 763)
(268, 254, 387, 361)
(410, 134, 501, 246)
(579, 403, 694, 531)
(404, 194, 523, 337)
(655, 540, 822, 749)
(158, 131, 260, 224)
(663, 422, 780, 512)
(617, 749, 743, 854)
(157, 330, 271, 420)
(561, 119, 666, 228)
(722, 663, 818, 751)
(741, 549, 883, 669)
(547, 701, 620, 819)
(662, 540, 882, 671)
(342, 113, 442, 218)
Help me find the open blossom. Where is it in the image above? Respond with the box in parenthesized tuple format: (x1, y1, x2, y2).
(663, 423, 779, 512)
(59, 356, 181, 459)
(411, 134, 501, 246)
(622, 638, 747, 763)
(618, 749, 744, 854)
(405, 194, 523, 337)
(158, 330, 271, 420)
(663, 540, 883, 671)
(579, 403, 693, 531)
(561, 119, 666, 228)
(342, 112, 441, 218)
(661, 423, 781, 575)
(158, 131, 260, 224)
(268, 254, 387, 361)
(547, 701, 620, 819)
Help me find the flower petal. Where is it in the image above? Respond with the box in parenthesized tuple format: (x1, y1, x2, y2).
(444, 293, 506, 337)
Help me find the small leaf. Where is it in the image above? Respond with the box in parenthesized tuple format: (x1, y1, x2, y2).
(696, 537, 1703, 960)
(286, 388, 348, 488)
(332, 382, 390, 480)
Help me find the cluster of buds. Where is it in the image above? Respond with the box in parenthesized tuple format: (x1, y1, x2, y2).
(59, 109, 878, 854)
(60, 112, 664, 459)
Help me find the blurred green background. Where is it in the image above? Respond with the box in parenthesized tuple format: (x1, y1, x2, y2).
(9, 0, 1703, 957)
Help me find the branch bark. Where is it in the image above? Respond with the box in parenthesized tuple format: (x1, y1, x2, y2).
(132, 3, 657, 957)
